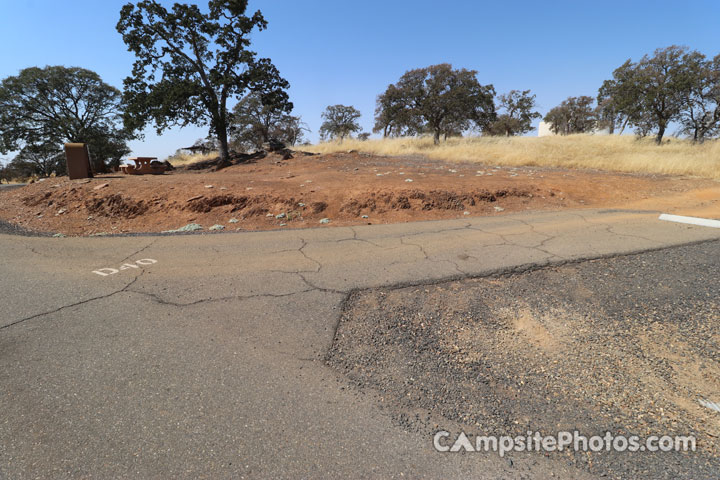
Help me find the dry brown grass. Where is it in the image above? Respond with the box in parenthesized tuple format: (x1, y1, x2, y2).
(165, 151, 219, 167)
(304, 135, 720, 179)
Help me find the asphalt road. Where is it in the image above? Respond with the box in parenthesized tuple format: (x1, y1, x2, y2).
(0, 184, 27, 192)
(1, 208, 719, 479)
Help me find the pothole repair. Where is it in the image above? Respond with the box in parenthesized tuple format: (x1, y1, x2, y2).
(327, 243, 720, 479)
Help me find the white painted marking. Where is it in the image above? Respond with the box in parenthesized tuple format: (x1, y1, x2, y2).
(699, 399, 720, 414)
(135, 258, 157, 265)
(93, 268, 119, 277)
(92, 259, 157, 276)
(658, 214, 720, 229)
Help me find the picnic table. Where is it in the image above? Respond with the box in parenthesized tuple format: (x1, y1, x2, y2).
(120, 157, 167, 175)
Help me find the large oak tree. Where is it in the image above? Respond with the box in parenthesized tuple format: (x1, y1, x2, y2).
(374, 64, 496, 144)
(0, 66, 131, 173)
(117, 0, 290, 166)
(601, 46, 697, 143)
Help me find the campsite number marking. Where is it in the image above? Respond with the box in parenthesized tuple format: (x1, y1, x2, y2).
(93, 258, 158, 276)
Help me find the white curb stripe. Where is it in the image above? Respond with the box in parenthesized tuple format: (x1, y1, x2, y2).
(659, 214, 720, 229)
(699, 399, 720, 414)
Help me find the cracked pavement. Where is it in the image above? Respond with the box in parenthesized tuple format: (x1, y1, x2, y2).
(1, 208, 719, 478)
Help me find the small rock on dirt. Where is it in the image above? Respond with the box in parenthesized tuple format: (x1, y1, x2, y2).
(319, 218, 331, 224)
(209, 224, 224, 231)
(228, 218, 239, 224)
(93, 183, 109, 191)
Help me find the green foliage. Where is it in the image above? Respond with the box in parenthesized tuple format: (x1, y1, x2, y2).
(373, 84, 422, 137)
(544, 96, 597, 135)
(373, 64, 496, 144)
(599, 46, 718, 143)
(229, 93, 306, 151)
(596, 79, 628, 134)
(117, 0, 290, 164)
(319, 105, 362, 141)
(676, 52, 720, 142)
(485, 90, 541, 136)
(12, 143, 66, 177)
(0, 66, 132, 172)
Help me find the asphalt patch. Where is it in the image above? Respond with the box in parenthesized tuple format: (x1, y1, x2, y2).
(327, 240, 720, 479)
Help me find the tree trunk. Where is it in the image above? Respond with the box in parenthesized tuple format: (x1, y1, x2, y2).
(214, 98, 231, 169)
(216, 127, 231, 169)
(655, 124, 666, 144)
(433, 130, 440, 145)
(619, 117, 629, 135)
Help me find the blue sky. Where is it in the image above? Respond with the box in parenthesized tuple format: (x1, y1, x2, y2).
(1, 0, 720, 160)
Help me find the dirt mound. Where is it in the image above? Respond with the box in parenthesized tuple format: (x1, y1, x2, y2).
(22, 186, 85, 209)
(340, 188, 532, 215)
(1, 150, 715, 235)
(186, 194, 299, 217)
(84, 194, 149, 219)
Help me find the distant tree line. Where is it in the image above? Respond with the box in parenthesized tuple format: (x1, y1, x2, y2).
(370, 64, 541, 143)
(545, 46, 720, 143)
(1, 0, 718, 183)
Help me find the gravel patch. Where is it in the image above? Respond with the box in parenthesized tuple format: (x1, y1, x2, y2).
(328, 240, 720, 479)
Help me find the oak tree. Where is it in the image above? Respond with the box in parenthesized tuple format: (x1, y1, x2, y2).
(374, 64, 496, 144)
(319, 105, 362, 141)
(677, 51, 720, 142)
(484, 89, 541, 136)
(0, 66, 131, 172)
(117, 0, 290, 166)
(543, 96, 597, 135)
(230, 93, 306, 151)
(602, 46, 694, 143)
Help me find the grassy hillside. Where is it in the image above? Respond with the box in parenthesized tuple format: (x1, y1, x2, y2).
(303, 135, 720, 179)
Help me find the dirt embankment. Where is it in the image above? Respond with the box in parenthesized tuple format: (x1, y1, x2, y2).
(0, 151, 717, 236)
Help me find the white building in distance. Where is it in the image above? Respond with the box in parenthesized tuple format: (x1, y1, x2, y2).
(538, 121, 554, 137)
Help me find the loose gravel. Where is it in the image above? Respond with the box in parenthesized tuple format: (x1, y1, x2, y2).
(328, 240, 720, 479)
